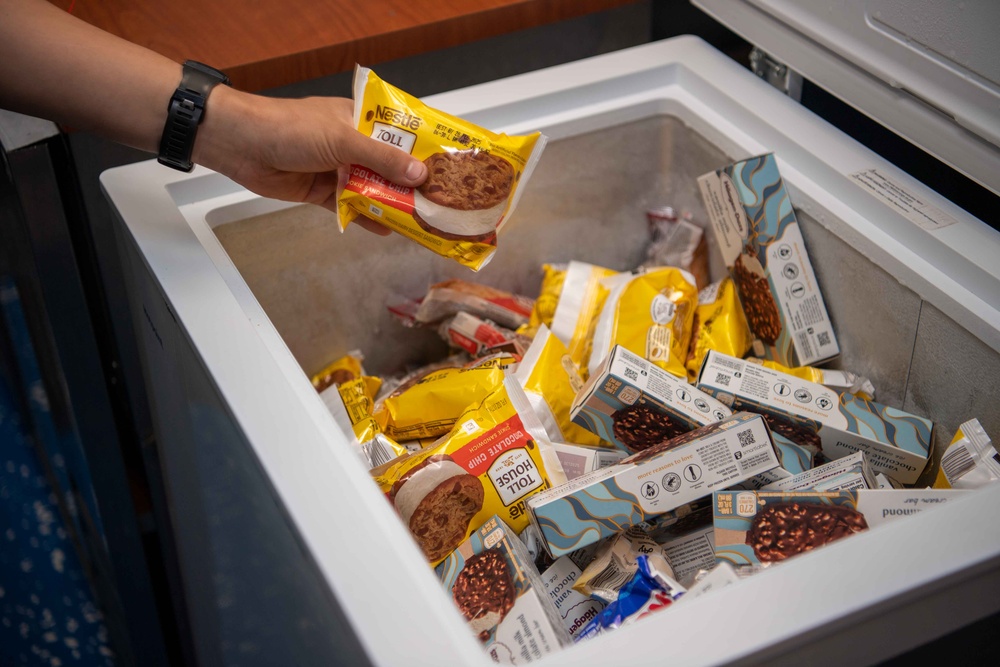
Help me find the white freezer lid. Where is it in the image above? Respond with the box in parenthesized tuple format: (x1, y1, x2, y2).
(693, 0, 1000, 196)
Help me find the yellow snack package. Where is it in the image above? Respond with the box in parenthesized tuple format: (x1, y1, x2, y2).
(518, 263, 568, 338)
(311, 349, 365, 393)
(685, 278, 754, 382)
(338, 67, 547, 271)
(514, 325, 608, 448)
(396, 436, 443, 454)
(373, 364, 506, 441)
(550, 261, 619, 377)
(337, 376, 408, 468)
(463, 352, 520, 370)
(374, 377, 566, 564)
(589, 267, 699, 379)
(746, 357, 876, 400)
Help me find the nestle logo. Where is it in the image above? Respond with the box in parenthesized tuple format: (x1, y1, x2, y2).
(374, 104, 421, 130)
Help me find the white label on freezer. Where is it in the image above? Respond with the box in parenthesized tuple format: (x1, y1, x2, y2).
(850, 169, 959, 231)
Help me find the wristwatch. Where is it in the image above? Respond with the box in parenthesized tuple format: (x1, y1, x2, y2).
(158, 60, 231, 172)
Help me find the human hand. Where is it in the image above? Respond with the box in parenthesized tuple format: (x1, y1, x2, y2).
(194, 88, 427, 235)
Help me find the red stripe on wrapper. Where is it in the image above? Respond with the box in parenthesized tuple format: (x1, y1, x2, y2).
(450, 415, 532, 478)
(345, 165, 415, 215)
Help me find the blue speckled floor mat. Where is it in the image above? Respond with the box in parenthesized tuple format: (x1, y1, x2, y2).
(1, 277, 116, 667)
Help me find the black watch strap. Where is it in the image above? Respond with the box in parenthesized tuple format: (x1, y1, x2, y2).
(158, 61, 231, 172)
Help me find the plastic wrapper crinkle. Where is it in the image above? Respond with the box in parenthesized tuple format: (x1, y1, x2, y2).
(374, 363, 506, 440)
(573, 526, 675, 603)
(336, 376, 408, 469)
(514, 325, 607, 449)
(311, 349, 366, 393)
(589, 267, 699, 380)
(338, 67, 547, 270)
(411, 279, 535, 330)
(933, 418, 999, 489)
(518, 263, 567, 339)
(438, 312, 529, 359)
(550, 261, 618, 376)
(576, 555, 685, 640)
(685, 278, 753, 382)
(642, 206, 710, 290)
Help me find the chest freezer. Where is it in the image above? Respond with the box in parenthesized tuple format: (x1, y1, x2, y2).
(101, 36, 1000, 667)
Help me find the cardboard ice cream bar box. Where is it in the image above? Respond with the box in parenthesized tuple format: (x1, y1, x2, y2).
(539, 556, 606, 641)
(857, 488, 970, 527)
(759, 451, 878, 492)
(571, 345, 733, 454)
(713, 489, 968, 568)
(436, 515, 570, 664)
(698, 153, 839, 367)
(714, 491, 866, 569)
(734, 431, 819, 490)
(697, 350, 933, 485)
(552, 442, 627, 481)
(528, 412, 780, 558)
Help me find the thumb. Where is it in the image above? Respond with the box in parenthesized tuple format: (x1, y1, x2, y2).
(342, 132, 427, 187)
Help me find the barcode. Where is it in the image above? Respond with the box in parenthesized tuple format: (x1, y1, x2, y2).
(941, 444, 975, 482)
(817, 331, 832, 347)
(587, 564, 632, 593)
(365, 439, 396, 468)
(715, 373, 731, 387)
(737, 428, 756, 448)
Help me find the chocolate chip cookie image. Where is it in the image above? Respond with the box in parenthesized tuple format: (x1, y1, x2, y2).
(746, 502, 868, 563)
(414, 149, 515, 242)
(390, 455, 485, 562)
(733, 251, 782, 345)
(452, 548, 517, 641)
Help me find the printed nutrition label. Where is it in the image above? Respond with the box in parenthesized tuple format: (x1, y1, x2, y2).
(766, 225, 839, 364)
(850, 168, 959, 231)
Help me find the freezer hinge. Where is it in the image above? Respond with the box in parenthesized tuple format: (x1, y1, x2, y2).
(749, 47, 803, 102)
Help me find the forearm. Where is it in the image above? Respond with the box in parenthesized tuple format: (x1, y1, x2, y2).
(0, 0, 426, 209)
(0, 0, 178, 153)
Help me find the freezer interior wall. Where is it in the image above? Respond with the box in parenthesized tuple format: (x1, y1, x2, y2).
(212, 112, 1000, 486)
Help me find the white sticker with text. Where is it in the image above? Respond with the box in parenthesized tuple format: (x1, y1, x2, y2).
(850, 168, 959, 231)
